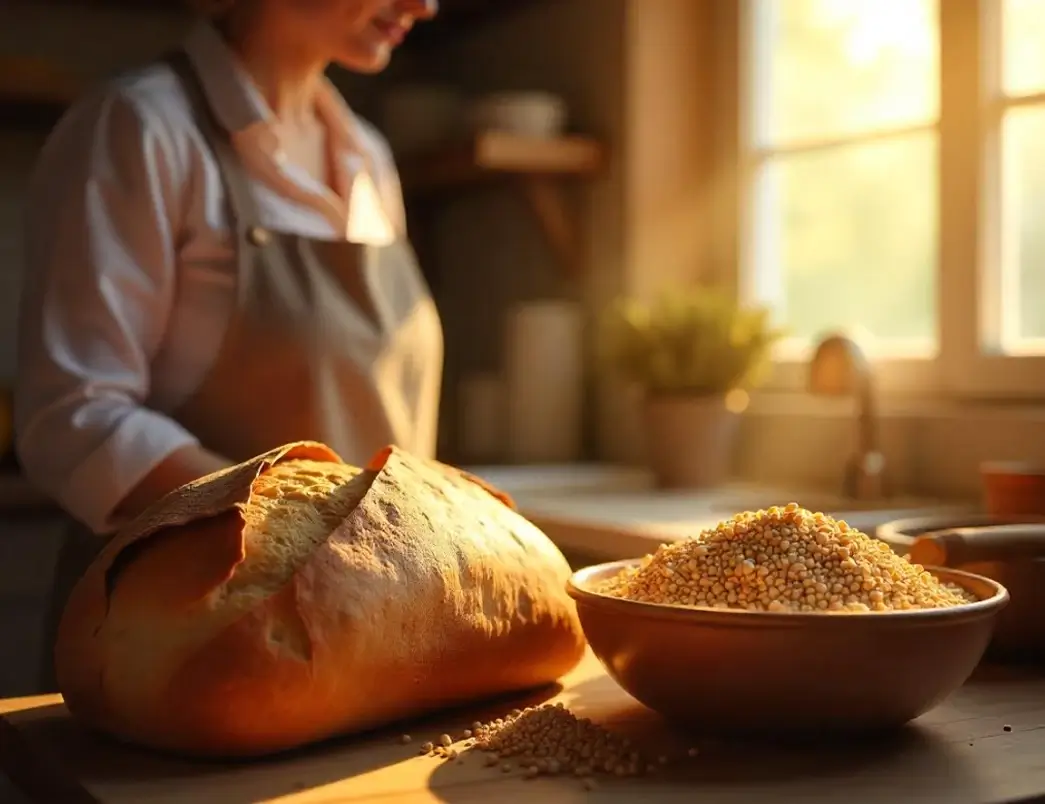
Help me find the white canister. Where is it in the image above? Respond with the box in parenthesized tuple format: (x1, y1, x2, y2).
(468, 92, 568, 139)
(504, 300, 585, 464)
(457, 373, 507, 464)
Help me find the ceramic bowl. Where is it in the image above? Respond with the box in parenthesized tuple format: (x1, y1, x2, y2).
(567, 560, 1009, 737)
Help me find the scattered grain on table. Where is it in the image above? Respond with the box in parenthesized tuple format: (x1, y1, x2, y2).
(596, 503, 977, 613)
(411, 701, 673, 785)
(469, 702, 649, 779)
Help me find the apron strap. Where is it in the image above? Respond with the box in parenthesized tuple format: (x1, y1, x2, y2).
(164, 49, 265, 233)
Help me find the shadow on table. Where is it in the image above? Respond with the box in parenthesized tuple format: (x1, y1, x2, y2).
(969, 658, 1045, 684)
(0, 683, 566, 804)
(425, 675, 985, 804)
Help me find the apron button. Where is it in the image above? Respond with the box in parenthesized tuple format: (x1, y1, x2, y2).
(247, 226, 271, 247)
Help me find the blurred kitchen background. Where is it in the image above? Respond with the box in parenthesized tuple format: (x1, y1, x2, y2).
(1, 0, 1045, 694)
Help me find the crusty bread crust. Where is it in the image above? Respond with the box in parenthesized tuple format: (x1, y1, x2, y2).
(54, 442, 585, 757)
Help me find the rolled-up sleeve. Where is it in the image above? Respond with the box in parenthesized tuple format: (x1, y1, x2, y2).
(15, 90, 199, 534)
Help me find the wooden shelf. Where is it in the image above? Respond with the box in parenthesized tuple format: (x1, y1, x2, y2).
(0, 56, 82, 129)
(401, 132, 605, 195)
(0, 100, 66, 129)
(401, 132, 606, 282)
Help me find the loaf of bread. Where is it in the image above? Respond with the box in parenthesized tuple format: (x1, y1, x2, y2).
(55, 442, 586, 757)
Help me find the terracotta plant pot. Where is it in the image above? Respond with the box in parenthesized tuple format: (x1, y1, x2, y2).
(643, 394, 739, 489)
(981, 461, 1045, 517)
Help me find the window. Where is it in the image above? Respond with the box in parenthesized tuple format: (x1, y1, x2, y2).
(997, 1, 1045, 352)
(731, 0, 1045, 398)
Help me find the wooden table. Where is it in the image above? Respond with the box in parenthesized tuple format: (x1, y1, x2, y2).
(2, 650, 1045, 803)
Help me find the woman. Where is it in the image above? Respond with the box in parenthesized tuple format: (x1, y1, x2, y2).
(15, 0, 443, 691)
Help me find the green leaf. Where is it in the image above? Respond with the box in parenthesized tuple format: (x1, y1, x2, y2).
(597, 286, 787, 395)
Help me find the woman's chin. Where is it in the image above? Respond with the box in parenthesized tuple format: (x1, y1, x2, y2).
(335, 41, 395, 75)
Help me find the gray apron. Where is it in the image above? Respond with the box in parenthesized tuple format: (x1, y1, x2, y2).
(37, 51, 443, 691)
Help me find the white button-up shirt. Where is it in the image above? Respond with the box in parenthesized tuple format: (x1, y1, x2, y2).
(15, 22, 406, 534)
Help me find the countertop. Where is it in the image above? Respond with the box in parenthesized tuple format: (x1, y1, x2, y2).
(3, 649, 1045, 803)
(464, 464, 972, 561)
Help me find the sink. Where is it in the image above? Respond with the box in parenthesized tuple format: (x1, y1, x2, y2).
(463, 464, 972, 559)
(511, 487, 961, 536)
(702, 490, 939, 516)
(467, 464, 937, 513)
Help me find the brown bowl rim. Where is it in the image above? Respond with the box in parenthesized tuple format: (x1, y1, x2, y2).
(567, 559, 1009, 628)
(981, 460, 1045, 478)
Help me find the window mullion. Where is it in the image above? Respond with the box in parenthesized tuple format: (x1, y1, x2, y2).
(980, 0, 1007, 351)
(753, 121, 939, 162)
(711, 0, 743, 298)
(997, 90, 1045, 109)
(938, 0, 990, 395)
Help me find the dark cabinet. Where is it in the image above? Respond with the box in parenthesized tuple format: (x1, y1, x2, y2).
(24, 0, 543, 47)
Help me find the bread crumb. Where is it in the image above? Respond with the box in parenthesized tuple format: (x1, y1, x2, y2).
(224, 460, 373, 602)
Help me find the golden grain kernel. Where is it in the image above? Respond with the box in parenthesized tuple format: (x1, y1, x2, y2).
(421, 742, 434, 753)
(595, 505, 975, 613)
(400, 734, 412, 744)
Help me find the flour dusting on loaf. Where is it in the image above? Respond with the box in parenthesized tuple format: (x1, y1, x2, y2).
(55, 443, 586, 758)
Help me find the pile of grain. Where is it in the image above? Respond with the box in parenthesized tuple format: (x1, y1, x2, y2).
(597, 503, 976, 613)
(410, 702, 663, 784)
(471, 703, 650, 779)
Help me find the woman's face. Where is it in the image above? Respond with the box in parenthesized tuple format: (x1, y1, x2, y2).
(260, 0, 438, 73)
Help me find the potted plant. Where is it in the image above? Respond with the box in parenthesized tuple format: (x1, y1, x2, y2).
(599, 288, 784, 489)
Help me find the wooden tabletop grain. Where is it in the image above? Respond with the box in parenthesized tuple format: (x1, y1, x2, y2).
(2, 650, 1045, 803)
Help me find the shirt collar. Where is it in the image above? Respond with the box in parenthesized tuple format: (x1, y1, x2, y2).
(180, 20, 362, 154)
(182, 21, 268, 134)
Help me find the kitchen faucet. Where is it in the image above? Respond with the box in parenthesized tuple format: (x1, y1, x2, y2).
(807, 333, 887, 501)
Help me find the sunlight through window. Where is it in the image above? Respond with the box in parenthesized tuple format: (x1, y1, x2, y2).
(748, 0, 939, 357)
(999, 0, 1045, 350)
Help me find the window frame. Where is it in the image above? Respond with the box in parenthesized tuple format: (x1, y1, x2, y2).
(719, 0, 1045, 401)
